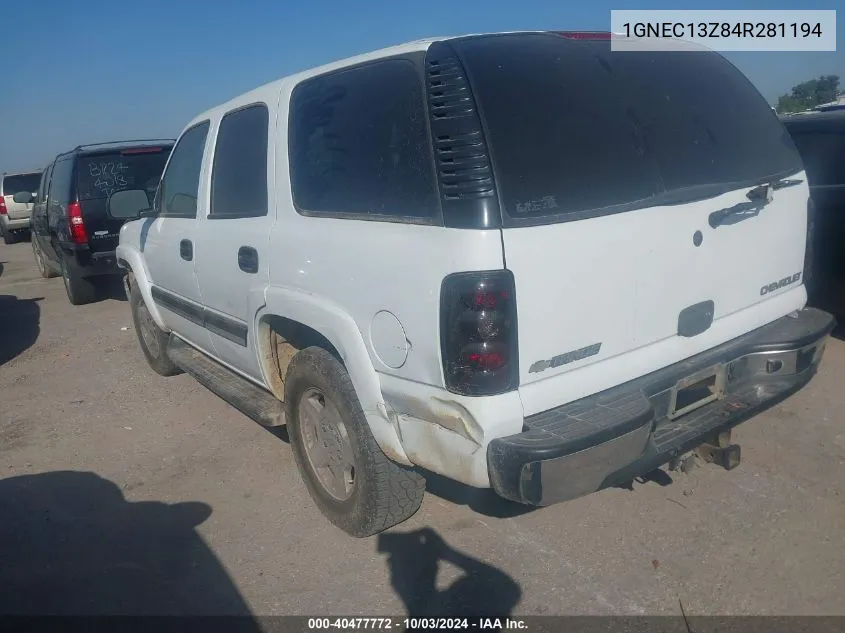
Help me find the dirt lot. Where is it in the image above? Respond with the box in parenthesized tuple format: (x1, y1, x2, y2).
(1, 238, 844, 617)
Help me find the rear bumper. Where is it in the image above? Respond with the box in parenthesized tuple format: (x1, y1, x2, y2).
(1, 216, 30, 231)
(488, 307, 836, 506)
(62, 245, 120, 277)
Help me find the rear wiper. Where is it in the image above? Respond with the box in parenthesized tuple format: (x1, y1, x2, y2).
(708, 177, 804, 228)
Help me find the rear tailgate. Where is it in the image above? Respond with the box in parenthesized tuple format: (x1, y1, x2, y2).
(2, 172, 41, 220)
(454, 34, 808, 414)
(76, 147, 171, 253)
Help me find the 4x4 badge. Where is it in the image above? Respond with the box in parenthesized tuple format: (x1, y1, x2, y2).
(529, 342, 602, 374)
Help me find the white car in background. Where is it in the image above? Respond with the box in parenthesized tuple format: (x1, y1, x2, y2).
(1, 170, 41, 244)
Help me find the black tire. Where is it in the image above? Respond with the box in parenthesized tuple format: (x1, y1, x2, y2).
(285, 346, 425, 537)
(32, 238, 59, 279)
(60, 258, 98, 305)
(2, 228, 15, 245)
(129, 280, 182, 377)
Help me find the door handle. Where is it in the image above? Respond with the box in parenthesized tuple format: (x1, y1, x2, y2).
(179, 239, 193, 261)
(238, 246, 258, 274)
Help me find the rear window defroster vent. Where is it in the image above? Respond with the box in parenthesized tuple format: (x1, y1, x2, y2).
(425, 41, 500, 228)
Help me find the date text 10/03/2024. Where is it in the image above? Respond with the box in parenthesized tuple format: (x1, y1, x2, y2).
(307, 617, 529, 630)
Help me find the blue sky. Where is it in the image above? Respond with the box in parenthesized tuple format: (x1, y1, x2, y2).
(2, 0, 842, 173)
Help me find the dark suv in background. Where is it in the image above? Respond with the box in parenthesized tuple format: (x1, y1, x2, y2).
(22, 140, 174, 305)
(782, 111, 845, 315)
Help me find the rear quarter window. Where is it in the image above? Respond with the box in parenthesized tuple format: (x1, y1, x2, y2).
(288, 58, 438, 221)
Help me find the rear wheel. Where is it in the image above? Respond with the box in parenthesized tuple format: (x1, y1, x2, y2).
(2, 227, 15, 245)
(60, 258, 98, 305)
(129, 280, 182, 376)
(32, 239, 58, 278)
(285, 346, 425, 537)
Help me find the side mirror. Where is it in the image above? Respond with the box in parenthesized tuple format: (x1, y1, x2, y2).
(13, 191, 34, 204)
(108, 189, 151, 220)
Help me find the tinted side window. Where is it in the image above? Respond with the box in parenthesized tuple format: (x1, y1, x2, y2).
(48, 158, 74, 207)
(210, 105, 269, 218)
(157, 122, 210, 218)
(289, 59, 437, 220)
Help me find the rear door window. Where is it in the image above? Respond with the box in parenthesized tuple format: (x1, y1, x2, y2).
(76, 148, 171, 202)
(210, 104, 269, 218)
(454, 34, 803, 223)
(156, 122, 210, 218)
(2, 173, 41, 196)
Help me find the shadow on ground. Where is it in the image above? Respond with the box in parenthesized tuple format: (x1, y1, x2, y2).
(422, 470, 532, 519)
(378, 527, 521, 621)
(0, 294, 41, 365)
(0, 470, 259, 620)
(98, 276, 129, 302)
(809, 213, 845, 340)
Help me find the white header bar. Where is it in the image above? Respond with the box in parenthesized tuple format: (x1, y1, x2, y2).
(609, 10, 836, 52)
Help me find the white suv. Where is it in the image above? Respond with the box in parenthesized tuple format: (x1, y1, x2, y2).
(116, 32, 835, 536)
(1, 170, 41, 244)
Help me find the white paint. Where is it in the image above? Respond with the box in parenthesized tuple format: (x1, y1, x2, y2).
(117, 32, 813, 492)
(508, 179, 809, 416)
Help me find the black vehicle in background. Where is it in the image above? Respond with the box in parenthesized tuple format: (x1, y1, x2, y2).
(782, 111, 845, 314)
(20, 140, 174, 305)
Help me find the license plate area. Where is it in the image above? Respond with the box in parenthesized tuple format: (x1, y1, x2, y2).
(668, 364, 726, 420)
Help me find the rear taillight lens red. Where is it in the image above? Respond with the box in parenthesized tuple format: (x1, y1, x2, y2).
(0, 198, 7, 215)
(67, 201, 88, 244)
(440, 270, 518, 395)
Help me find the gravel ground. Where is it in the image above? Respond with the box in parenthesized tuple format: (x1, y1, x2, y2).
(1, 238, 844, 617)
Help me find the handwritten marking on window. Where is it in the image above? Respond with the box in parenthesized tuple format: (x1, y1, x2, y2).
(87, 161, 131, 198)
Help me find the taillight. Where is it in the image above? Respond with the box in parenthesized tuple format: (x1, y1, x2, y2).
(0, 198, 6, 215)
(67, 201, 88, 244)
(440, 270, 518, 396)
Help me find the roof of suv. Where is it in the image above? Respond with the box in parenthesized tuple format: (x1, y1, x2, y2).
(2, 170, 42, 177)
(55, 138, 175, 160)
(781, 109, 845, 133)
(186, 30, 720, 132)
(187, 32, 600, 128)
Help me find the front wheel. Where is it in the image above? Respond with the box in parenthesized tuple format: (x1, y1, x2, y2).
(129, 280, 182, 377)
(285, 346, 425, 537)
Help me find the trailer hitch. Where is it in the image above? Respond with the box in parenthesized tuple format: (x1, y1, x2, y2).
(695, 430, 741, 471)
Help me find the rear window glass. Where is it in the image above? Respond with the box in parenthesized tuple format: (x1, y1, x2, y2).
(455, 34, 803, 222)
(786, 131, 845, 187)
(76, 149, 171, 201)
(2, 173, 41, 196)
